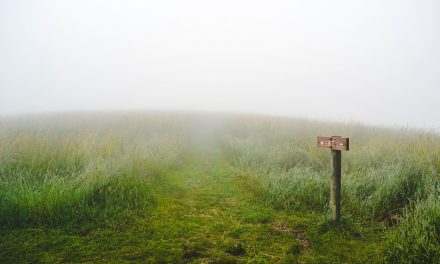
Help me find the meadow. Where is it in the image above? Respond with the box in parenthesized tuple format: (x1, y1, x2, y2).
(0, 112, 439, 263)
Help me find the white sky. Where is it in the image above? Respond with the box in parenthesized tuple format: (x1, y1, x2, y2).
(1, 0, 439, 129)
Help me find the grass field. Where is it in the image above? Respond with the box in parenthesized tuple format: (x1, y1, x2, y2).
(0, 112, 439, 263)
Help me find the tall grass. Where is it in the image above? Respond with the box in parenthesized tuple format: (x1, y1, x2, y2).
(223, 116, 440, 261)
(0, 113, 186, 227)
(1, 112, 438, 261)
(384, 183, 440, 264)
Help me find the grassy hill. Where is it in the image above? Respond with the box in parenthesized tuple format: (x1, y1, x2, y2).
(0, 112, 439, 263)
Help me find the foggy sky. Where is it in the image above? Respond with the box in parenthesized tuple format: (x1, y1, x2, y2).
(1, 0, 439, 129)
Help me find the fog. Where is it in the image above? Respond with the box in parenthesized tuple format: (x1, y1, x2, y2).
(1, 0, 439, 129)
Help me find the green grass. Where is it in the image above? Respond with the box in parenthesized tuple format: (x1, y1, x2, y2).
(0, 112, 439, 263)
(0, 134, 180, 228)
(223, 115, 440, 263)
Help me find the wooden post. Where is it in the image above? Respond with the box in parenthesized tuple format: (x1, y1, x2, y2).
(317, 136, 348, 222)
(331, 149, 341, 221)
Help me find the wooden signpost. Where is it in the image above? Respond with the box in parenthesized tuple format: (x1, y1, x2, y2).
(317, 136, 349, 221)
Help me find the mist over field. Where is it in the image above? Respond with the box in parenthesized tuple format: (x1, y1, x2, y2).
(1, 1, 440, 263)
(1, 0, 439, 129)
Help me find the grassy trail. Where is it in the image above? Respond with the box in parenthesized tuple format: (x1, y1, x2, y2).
(1, 115, 438, 263)
(0, 145, 379, 263)
(137, 145, 379, 263)
(145, 147, 304, 263)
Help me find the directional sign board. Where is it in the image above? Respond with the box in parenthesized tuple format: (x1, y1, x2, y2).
(317, 136, 349, 151)
(317, 135, 350, 221)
